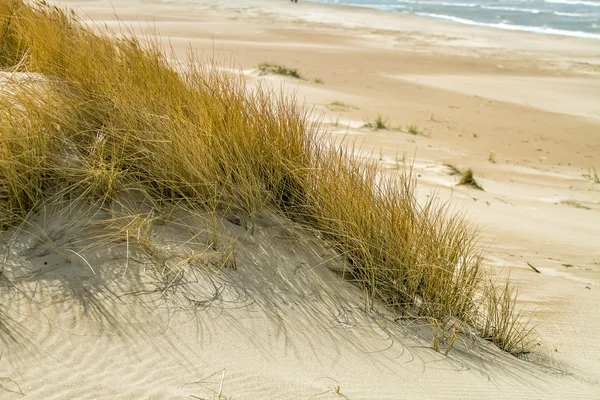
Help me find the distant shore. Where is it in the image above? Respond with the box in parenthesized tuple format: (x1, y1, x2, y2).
(308, 0, 600, 40)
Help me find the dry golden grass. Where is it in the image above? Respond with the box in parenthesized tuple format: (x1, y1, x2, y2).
(559, 200, 591, 210)
(0, 0, 532, 356)
(479, 280, 536, 356)
(458, 168, 484, 191)
(443, 163, 462, 176)
(582, 166, 600, 184)
(363, 115, 389, 130)
(257, 62, 302, 79)
(326, 100, 358, 112)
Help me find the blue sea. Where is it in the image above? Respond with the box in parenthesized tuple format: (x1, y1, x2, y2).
(310, 0, 600, 39)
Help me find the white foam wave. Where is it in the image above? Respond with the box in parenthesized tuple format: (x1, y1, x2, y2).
(397, 0, 600, 6)
(553, 11, 594, 17)
(397, 0, 477, 6)
(481, 5, 543, 14)
(436, 2, 478, 6)
(544, 0, 600, 7)
(414, 12, 600, 39)
(351, 3, 405, 11)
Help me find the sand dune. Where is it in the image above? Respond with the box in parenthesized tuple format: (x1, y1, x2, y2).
(0, 202, 595, 399)
(1, 0, 599, 398)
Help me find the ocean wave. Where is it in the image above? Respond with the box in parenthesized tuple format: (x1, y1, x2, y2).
(434, 2, 478, 6)
(399, 0, 600, 6)
(394, 0, 600, 13)
(544, 0, 600, 7)
(481, 6, 543, 14)
(396, 0, 600, 6)
(350, 3, 405, 11)
(414, 12, 600, 39)
(553, 11, 595, 16)
(479, 6, 596, 16)
(396, 0, 477, 6)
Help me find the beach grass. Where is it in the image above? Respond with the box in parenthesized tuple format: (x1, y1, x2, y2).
(458, 168, 484, 190)
(583, 166, 599, 184)
(407, 124, 421, 135)
(363, 115, 389, 130)
(326, 100, 358, 112)
(257, 62, 302, 79)
(559, 200, 591, 210)
(443, 163, 462, 176)
(0, 0, 533, 356)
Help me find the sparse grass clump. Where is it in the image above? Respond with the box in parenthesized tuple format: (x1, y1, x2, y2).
(582, 166, 600, 184)
(326, 100, 358, 112)
(443, 163, 462, 176)
(363, 115, 389, 130)
(0, 0, 532, 356)
(257, 62, 302, 79)
(559, 200, 591, 210)
(407, 124, 421, 135)
(458, 168, 484, 191)
(479, 281, 536, 356)
(444, 164, 484, 190)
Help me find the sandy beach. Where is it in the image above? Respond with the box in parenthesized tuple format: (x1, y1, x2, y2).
(1, 0, 599, 398)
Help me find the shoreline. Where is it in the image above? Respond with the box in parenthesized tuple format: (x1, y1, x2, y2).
(64, 0, 600, 51)
(61, 0, 600, 120)
(306, 0, 600, 41)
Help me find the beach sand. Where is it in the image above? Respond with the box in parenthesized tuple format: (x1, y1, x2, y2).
(1, 0, 599, 398)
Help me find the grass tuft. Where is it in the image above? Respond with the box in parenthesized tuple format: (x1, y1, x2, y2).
(443, 163, 462, 176)
(407, 124, 421, 135)
(479, 280, 536, 356)
(582, 166, 600, 184)
(559, 200, 591, 210)
(363, 115, 389, 130)
(257, 62, 302, 79)
(326, 100, 358, 112)
(0, 0, 532, 356)
(457, 168, 484, 191)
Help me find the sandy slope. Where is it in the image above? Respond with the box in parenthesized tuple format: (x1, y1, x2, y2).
(1, 201, 583, 400)
(1, 0, 599, 398)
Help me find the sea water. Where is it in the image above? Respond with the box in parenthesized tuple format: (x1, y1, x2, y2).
(310, 0, 600, 39)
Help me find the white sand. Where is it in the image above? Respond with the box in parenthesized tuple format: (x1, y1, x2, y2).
(1, 0, 599, 398)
